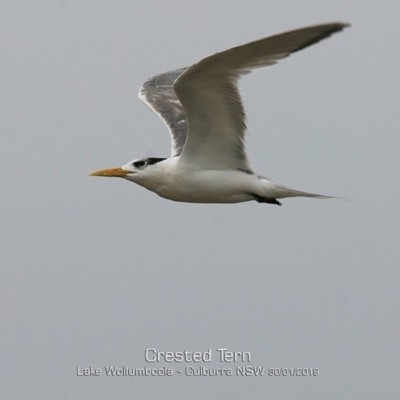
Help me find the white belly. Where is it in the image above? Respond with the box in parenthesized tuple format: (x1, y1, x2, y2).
(162, 170, 258, 203)
(136, 164, 259, 203)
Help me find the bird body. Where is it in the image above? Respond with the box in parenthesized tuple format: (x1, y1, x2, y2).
(139, 162, 256, 204)
(118, 157, 329, 204)
(90, 22, 349, 206)
(126, 158, 260, 204)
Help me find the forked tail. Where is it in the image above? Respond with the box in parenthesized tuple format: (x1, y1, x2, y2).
(258, 177, 335, 200)
(274, 183, 334, 200)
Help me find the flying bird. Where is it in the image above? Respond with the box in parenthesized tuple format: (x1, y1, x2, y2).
(90, 22, 349, 206)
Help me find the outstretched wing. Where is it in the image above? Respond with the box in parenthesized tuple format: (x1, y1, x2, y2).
(174, 22, 350, 170)
(139, 68, 188, 157)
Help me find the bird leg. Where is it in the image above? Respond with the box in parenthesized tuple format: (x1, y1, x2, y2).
(252, 194, 282, 206)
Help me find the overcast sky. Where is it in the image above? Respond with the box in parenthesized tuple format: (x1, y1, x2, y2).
(1, 0, 399, 399)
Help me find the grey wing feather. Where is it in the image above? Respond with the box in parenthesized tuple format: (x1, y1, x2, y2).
(138, 68, 188, 157)
(174, 22, 350, 170)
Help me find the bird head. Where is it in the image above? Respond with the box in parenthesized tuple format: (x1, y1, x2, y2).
(90, 157, 167, 181)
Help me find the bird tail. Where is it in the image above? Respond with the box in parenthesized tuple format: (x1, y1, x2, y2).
(273, 183, 334, 199)
(257, 176, 333, 199)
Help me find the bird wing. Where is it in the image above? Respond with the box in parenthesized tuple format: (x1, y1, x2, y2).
(174, 22, 349, 170)
(138, 68, 188, 157)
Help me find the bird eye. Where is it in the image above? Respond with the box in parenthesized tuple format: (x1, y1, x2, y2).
(133, 160, 146, 168)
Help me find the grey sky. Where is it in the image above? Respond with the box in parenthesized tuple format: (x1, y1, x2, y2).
(1, 0, 399, 399)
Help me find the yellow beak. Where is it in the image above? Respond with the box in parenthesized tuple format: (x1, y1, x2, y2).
(89, 167, 132, 177)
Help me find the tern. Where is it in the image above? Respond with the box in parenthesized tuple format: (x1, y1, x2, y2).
(90, 22, 349, 206)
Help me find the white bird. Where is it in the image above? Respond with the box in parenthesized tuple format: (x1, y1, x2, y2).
(90, 22, 349, 206)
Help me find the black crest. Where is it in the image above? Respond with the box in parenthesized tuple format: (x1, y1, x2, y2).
(132, 158, 166, 169)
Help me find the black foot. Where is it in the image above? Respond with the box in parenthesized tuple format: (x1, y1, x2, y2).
(253, 195, 282, 206)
